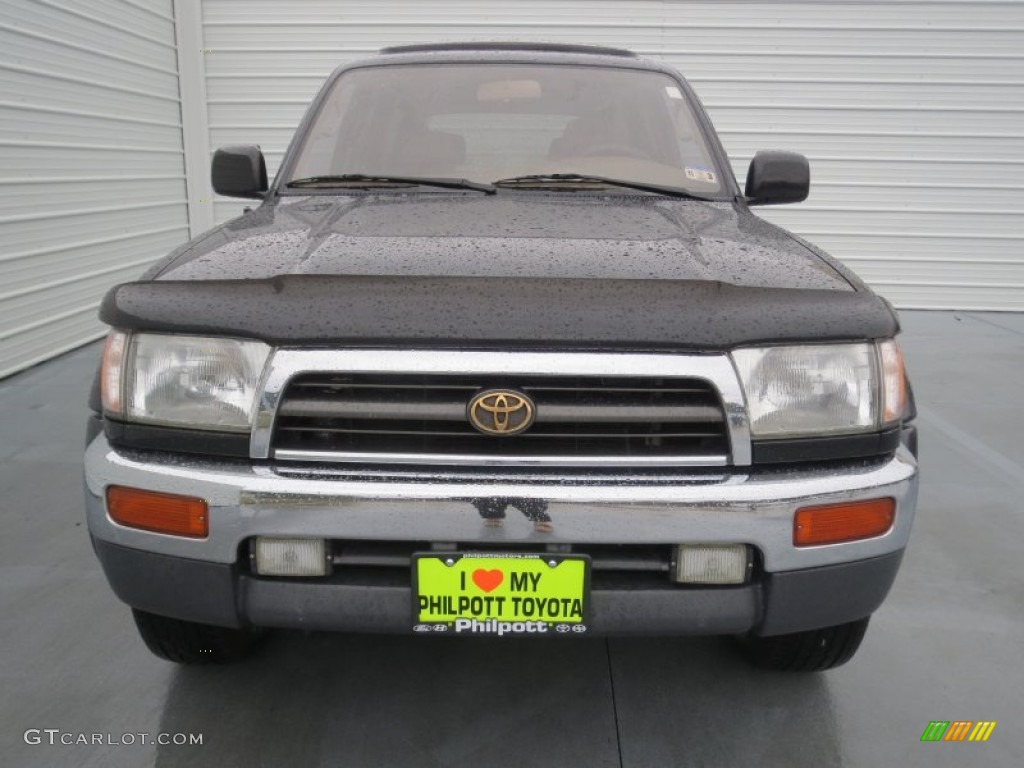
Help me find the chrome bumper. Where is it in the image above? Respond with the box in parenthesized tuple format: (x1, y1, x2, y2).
(84, 435, 918, 573)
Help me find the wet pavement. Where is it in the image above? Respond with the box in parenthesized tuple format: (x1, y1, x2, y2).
(1, 310, 1021, 767)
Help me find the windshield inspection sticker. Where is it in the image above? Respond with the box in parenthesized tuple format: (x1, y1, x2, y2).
(665, 85, 684, 100)
(685, 167, 718, 183)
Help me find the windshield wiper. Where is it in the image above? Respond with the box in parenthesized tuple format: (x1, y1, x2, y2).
(492, 173, 717, 201)
(287, 174, 496, 194)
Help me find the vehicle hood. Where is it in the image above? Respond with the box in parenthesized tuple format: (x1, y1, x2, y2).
(105, 194, 897, 349)
(152, 193, 853, 290)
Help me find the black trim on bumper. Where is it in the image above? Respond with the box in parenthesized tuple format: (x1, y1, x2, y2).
(92, 538, 905, 637)
(752, 428, 900, 464)
(104, 420, 250, 458)
(242, 578, 761, 636)
(92, 538, 244, 628)
(757, 549, 904, 636)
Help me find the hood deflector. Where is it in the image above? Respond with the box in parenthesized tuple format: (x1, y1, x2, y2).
(101, 276, 898, 349)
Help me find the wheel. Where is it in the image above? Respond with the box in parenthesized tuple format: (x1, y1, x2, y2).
(737, 617, 870, 672)
(132, 609, 263, 664)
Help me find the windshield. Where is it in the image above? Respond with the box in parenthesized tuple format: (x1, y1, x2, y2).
(284, 63, 726, 196)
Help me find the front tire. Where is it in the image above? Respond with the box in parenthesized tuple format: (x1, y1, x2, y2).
(738, 617, 870, 672)
(132, 609, 263, 664)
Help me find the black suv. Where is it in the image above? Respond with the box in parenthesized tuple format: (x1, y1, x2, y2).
(86, 43, 919, 670)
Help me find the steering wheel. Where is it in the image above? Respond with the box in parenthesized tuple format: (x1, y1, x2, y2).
(578, 143, 652, 160)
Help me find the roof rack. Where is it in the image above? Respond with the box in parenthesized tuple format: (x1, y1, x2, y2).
(379, 42, 638, 58)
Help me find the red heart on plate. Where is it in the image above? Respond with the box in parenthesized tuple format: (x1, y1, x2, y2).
(472, 568, 504, 593)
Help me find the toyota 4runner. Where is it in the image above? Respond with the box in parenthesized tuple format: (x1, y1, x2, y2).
(85, 42, 919, 671)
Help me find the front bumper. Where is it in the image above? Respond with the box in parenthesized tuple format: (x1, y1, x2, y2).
(92, 537, 904, 637)
(84, 435, 918, 636)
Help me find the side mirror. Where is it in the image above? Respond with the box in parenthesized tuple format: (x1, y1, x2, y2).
(212, 145, 268, 199)
(745, 151, 809, 205)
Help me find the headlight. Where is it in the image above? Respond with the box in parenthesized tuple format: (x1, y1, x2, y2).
(731, 342, 903, 438)
(102, 331, 271, 432)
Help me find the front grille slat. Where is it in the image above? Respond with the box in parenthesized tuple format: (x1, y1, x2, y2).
(278, 398, 467, 420)
(272, 373, 729, 465)
(279, 426, 723, 439)
(279, 398, 723, 424)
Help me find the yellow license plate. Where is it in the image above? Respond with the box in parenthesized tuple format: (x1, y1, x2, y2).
(413, 553, 590, 636)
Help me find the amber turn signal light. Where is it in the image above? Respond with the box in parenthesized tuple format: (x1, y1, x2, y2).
(794, 498, 895, 547)
(106, 486, 208, 538)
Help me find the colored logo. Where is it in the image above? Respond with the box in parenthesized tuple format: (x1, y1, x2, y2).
(471, 568, 504, 593)
(467, 389, 535, 436)
(920, 721, 997, 742)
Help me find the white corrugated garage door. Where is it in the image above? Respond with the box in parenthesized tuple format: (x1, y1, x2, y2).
(0, 0, 190, 378)
(199, 0, 1024, 312)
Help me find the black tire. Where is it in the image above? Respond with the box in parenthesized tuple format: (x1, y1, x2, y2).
(132, 609, 263, 664)
(738, 617, 870, 672)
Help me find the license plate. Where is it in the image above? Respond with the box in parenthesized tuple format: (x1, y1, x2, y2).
(413, 553, 590, 636)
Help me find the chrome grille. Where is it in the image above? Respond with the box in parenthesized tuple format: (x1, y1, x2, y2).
(271, 373, 729, 465)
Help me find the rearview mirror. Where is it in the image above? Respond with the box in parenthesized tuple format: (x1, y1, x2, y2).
(211, 145, 267, 199)
(745, 151, 809, 205)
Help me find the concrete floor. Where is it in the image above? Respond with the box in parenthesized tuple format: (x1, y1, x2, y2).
(1, 310, 1022, 767)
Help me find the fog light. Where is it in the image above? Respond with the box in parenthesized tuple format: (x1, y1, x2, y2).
(254, 537, 328, 577)
(794, 498, 895, 547)
(673, 544, 749, 584)
(107, 486, 208, 538)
